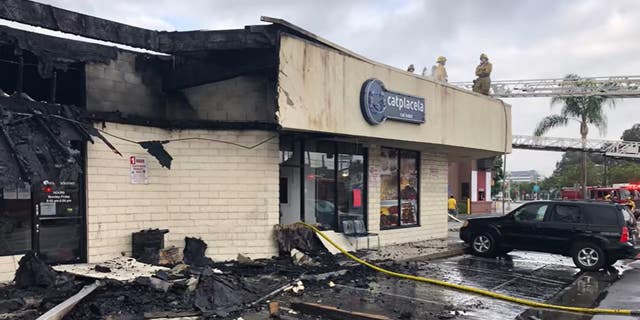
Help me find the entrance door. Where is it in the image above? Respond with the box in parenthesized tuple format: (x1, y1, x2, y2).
(34, 179, 85, 264)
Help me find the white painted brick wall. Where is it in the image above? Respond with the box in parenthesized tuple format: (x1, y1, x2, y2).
(87, 123, 279, 262)
(0, 255, 22, 283)
(0, 133, 449, 281)
(368, 145, 448, 246)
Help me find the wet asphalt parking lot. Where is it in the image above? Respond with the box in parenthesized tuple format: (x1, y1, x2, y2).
(273, 251, 625, 320)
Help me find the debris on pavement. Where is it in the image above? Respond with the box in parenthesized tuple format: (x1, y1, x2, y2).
(158, 245, 182, 266)
(0, 227, 465, 320)
(14, 252, 58, 289)
(53, 256, 168, 281)
(291, 302, 392, 320)
(237, 253, 266, 266)
(291, 248, 320, 266)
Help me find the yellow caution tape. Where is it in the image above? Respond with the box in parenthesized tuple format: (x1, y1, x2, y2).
(300, 222, 638, 316)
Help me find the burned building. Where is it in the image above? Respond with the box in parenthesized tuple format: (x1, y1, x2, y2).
(0, 0, 511, 280)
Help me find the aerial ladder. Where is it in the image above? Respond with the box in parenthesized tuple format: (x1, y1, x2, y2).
(452, 75, 640, 98)
(512, 135, 640, 159)
(450, 76, 640, 158)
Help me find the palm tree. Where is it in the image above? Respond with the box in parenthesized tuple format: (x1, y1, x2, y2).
(534, 74, 616, 199)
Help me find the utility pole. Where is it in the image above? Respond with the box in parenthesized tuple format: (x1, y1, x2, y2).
(604, 157, 609, 186)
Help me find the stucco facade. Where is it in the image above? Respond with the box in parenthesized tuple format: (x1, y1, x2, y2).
(0, 15, 511, 281)
(276, 34, 511, 159)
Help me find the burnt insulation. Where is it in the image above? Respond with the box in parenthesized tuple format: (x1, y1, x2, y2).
(0, 95, 120, 188)
(0, 25, 118, 78)
(139, 140, 172, 169)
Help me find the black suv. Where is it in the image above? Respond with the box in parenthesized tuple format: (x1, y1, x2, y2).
(460, 201, 639, 271)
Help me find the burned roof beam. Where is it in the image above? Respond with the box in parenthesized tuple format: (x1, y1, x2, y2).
(0, 0, 278, 53)
(0, 0, 159, 51)
(85, 111, 279, 131)
(0, 25, 118, 77)
(163, 51, 277, 91)
(0, 108, 32, 180)
(157, 28, 276, 52)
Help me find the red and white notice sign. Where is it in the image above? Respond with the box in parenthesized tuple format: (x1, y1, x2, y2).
(130, 156, 149, 184)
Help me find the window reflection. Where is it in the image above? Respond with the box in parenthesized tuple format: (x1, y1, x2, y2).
(380, 148, 419, 229)
(380, 148, 399, 228)
(400, 151, 418, 226)
(304, 141, 336, 230)
(0, 182, 32, 255)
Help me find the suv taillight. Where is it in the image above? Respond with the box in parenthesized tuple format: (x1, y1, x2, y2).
(620, 226, 629, 243)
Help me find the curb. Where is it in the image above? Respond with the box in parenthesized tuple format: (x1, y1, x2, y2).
(402, 243, 466, 262)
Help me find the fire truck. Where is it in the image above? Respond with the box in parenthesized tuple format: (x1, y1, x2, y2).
(561, 183, 640, 205)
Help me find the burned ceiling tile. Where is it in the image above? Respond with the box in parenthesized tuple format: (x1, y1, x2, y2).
(0, 95, 121, 188)
(139, 140, 173, 169)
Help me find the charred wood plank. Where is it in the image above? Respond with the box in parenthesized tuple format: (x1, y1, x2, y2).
(0, 108, 32, 180)
(0, 0, 277, 53)
(143, 311, 201, 319)
(0, 25, 118, 77)
(0, 0, 159, 51)
(157, 29, 276, 52)
(291, 302, 392, 320)
(85, 111, 279, 131)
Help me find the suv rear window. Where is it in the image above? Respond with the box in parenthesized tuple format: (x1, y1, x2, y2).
(583, 205, 620, 225)
(550, 205, 582, 223)
(622, 207, 636, 226)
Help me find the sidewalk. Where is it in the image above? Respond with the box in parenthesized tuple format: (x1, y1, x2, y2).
(591, 260, 640, 320)
(355, 221, 466, 262)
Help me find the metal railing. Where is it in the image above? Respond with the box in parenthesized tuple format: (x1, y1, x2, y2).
(512, 135, 640, 159)
(452, 76, 640, 98)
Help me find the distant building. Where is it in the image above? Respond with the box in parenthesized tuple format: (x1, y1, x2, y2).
(507, 170, 541, 183)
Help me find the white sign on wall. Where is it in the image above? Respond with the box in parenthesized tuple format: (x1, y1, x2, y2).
(130, 156, 149, 184)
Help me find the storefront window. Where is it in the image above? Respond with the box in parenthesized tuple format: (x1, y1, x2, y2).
(280, 136, 367, 232)
(304, 141, 336, 230)
(380, 148, 399, 228)
(380, 148, 419, 229)
(400, 150, 419, 226)
(337, 144, 365, 230)
(0, 182, 32, 255)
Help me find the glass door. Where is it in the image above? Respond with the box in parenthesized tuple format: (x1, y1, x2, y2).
(33, 179, 84, 264)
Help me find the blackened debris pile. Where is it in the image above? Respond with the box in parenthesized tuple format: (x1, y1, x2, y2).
(194, 274, 285, 318)
(13, 252, 57, 289)
(0, 231, 345, 320)
(274, 224, 326, 254)
(64, 278, 194, 319)
(183, 237, 213, 267)
(0, 253, 83, 319)
(131, 228, 169, 264)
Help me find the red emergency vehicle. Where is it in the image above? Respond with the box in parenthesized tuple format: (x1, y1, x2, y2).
(561, 183, 640, 204)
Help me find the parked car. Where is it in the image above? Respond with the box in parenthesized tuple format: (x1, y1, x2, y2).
(460, 201, 640, 271)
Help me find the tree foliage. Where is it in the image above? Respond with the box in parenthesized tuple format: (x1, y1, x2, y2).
(533, 74, 616, 198)
(622, 123, 640, 142)
(492, 156, 504, 196)
(534, 74, 615, 139)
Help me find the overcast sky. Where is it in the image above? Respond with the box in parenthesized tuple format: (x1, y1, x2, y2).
(12, 0, 640, 176)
